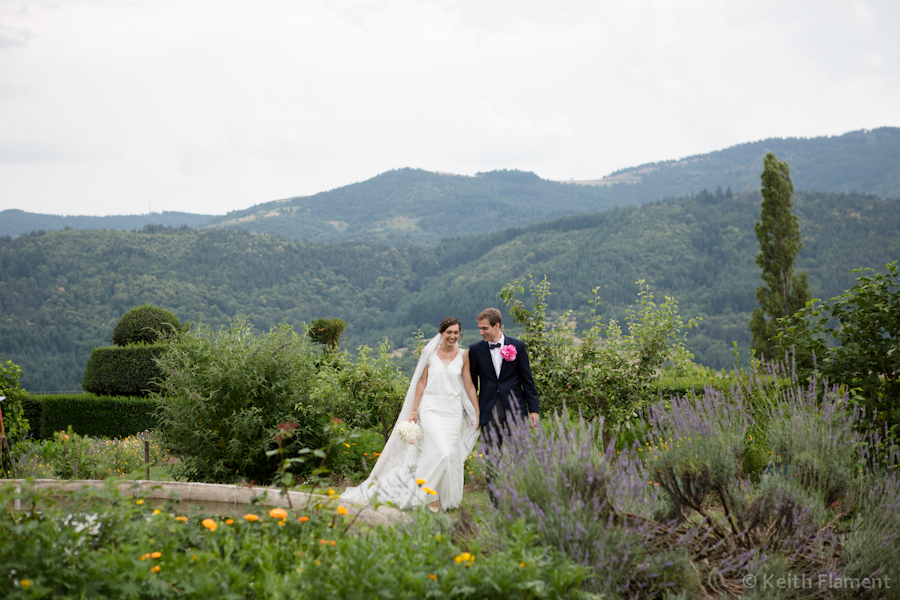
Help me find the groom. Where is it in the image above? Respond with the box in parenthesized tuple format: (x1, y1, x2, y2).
(469, 308, 539, 445)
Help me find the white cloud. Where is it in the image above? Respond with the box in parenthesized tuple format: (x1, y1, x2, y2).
(0, 0, 897, 215)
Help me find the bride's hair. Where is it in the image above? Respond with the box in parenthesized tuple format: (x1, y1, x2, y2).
(439, 316, 461, 333)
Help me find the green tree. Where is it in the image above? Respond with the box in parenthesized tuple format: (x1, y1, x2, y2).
(308, 318, 346, 354)
(749, 153, 810, 358)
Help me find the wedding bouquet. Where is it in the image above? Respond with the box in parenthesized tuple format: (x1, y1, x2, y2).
(397, 422, 422, 445)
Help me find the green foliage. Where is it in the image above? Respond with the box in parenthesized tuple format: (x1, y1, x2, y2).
(311, 339, 410, 444)
(307, 317, 346, 353)
(2, 189, 900, 392)
(82, 344, 167, 397)
(0, 357, 29, 443)
(499, 276, 699, 434)
(112, 304, 183, 346)
(328, 426, 385, 483)
(0, 482, 588, 599)
(777, 261, 900, 438)
(25, 429, 167, 480)
(154, 319, 330, 484)
(750, 153, 810, 359)
(36, 394, 160, 439)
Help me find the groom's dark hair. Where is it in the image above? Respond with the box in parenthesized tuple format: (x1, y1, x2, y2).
(476, 308, 502, 327)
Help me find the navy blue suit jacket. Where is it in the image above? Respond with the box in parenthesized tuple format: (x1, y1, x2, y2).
(469, 335, 539, 427)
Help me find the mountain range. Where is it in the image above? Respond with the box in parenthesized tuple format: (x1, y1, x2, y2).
(3, 127, 898, 246)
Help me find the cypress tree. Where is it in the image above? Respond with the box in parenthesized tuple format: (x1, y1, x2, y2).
(750, 153, 810, 359)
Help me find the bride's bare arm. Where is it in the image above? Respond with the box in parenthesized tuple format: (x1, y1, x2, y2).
(409, 365, 428, 423)
(461, 352, 479, 419)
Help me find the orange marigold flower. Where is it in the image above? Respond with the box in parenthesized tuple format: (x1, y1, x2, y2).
(150, 551, 162, 559)
(225, 519, 234, 525)
(269, 508, 288, 520)
(330, 540, 336, 546)
(428, 574, 437, 581)
(423, 487, 437, 495)
(336, 506, 347, 516)
(299, 516, 309, 522)
(140, 553, 150, 561)
(175, 516, 188, 522)
(320, 539, 326, 544)
(201, 518, 218, 532)
(151, 565, 161, 573)
(416, 478, 427, 486)
(244, 514, 260, 522)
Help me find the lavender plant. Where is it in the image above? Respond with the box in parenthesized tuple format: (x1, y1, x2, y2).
(481, 364, 899, 599)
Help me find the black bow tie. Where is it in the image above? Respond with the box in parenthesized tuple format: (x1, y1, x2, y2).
(489, 342, 502, 349)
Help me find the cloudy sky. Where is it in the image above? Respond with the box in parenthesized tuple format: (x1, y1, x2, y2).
(1, 0, 897, 217)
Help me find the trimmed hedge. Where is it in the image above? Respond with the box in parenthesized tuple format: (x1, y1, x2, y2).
(24, 394, 160, 439)
(112, 304, 182, 346)
(82, 344, 167, 397)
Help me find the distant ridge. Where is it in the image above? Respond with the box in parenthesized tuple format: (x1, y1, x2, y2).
(3, 127, 898, 242)
(0, 209, 215, 238)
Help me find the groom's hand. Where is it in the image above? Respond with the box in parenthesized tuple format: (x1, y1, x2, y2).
(529, 412, 539, 428)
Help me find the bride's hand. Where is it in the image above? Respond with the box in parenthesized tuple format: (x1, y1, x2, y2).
(409, 410, 417, 423)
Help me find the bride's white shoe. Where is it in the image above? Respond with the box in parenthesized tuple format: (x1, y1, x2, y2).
(428, 502, 441, 513)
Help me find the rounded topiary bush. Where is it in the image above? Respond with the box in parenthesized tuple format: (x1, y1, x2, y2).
(112, 304, 183, 346)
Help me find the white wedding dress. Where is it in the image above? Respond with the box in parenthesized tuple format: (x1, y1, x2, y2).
(341, 335, 479, 510)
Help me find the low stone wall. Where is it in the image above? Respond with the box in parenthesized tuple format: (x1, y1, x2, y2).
(11, 479, 409, 528)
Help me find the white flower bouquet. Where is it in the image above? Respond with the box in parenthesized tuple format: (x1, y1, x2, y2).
(397, 422, 421, 445)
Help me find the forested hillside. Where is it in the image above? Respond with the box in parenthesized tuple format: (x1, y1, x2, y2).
(204, 128, 900, 246)
(0, 210, 214, 238)
(594, 126, 900, 201)
(4, 128, 898, 246)
(202, 169, 624, 246)
(2, 189, 898, 391)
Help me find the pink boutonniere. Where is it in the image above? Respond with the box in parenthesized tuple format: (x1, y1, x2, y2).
(500, 344, 517, 362)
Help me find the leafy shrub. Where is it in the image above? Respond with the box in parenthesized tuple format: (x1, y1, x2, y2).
(499, 276, 700, 435)
(0, 482, 589, 599)
(112, 304, 183, 346)
(311, 339, 409, 444)
(0, 356, 30, 443)
(81, 345, 167, 397)
(36, 394, 160, 439)
(154, 319, 330, 484)
(777, 261, 900, 440)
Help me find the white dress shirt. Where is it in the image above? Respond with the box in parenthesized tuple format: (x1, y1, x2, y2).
(489, 334, 505, 379)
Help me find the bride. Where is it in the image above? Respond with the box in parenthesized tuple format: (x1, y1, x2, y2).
(341, 317, 480, 512)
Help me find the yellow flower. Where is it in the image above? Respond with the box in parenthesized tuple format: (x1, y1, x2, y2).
(151, 551, 162, 559)
(428, 574, 437, 581)
(135, 499, 144, 505)
(140, 553, 150, 561)
(225, 519, 234, 525)
(519, 562, 526, 568)
(299, 516, 309, 522)
(454, 552, 475, 565)
(416, 478, 427, 486)
(327, 489, 336, 497)
(423, 487, 437, 496)
(20, 579, 31, 588)
(175, 516, 188, 522)
(269, 508, 288, 520)
(336, 506, 347, 516)
(244, 514, 260, 522)
(191, 554, 198, 562)
(153, 509, 161, 515)
(151, 565, 161, 573)
(202, 518, 218, 532)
